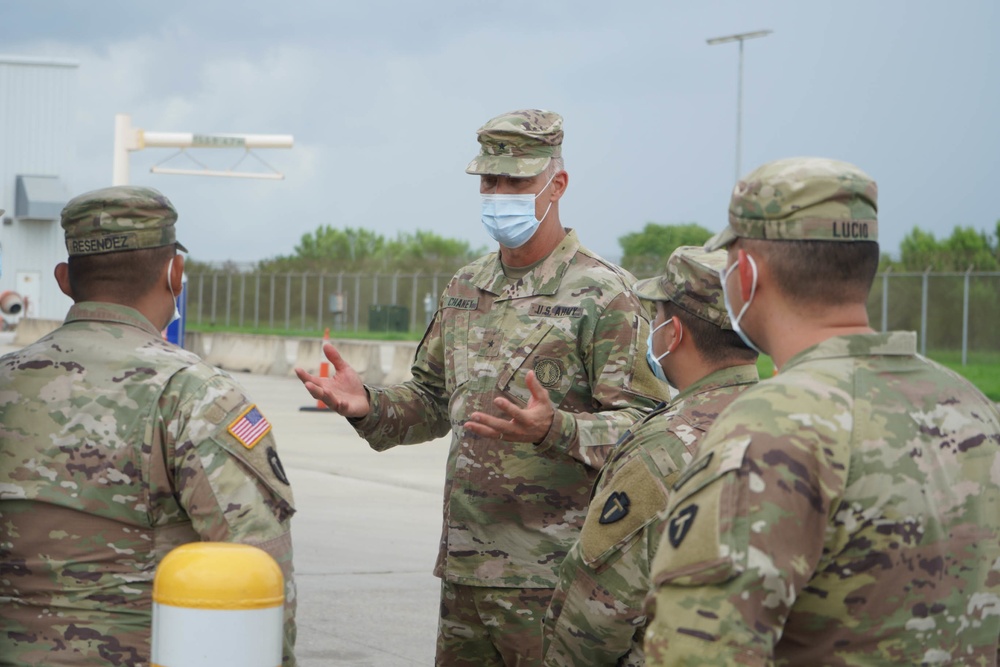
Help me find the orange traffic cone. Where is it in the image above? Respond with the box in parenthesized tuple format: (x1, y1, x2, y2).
(300, 328, 333, 412)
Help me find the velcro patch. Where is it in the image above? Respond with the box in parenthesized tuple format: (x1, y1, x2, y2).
(581, 456, 668, 566)
(227, 405, 272, 450)
(650, 436, 752, 587)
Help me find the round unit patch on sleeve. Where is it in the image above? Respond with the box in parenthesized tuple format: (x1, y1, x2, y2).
(227, 404, 272, 450)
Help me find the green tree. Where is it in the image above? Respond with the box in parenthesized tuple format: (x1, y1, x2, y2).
(618, 222, 713, 277)
(294, 226, 385, 263)
(257, 225, 484, 274)
(383, 230, 485, 272)
(894, 225, 999, 271)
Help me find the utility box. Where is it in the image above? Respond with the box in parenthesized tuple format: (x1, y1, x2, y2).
(368, 304, 408, 333)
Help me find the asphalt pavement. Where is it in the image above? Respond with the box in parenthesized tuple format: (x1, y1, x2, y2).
(238, 371, 449, 667)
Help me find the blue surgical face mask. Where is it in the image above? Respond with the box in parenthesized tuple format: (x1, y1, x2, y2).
(167, 255, 182, 326)
(645, 318, 676, 384)
(720, 254, 764, 355)
(480, 171, 557, 249)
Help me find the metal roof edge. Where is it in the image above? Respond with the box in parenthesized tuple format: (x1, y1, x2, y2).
(0, 55, 80, 68)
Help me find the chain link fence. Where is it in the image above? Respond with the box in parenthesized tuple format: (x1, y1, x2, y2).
(186, 271, 455, 334)
(867, 270, 1000, 363)
(185, 269, 1000, 360)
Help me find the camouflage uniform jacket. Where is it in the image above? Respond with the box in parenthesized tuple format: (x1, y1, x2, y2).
(645, 331, 1000, 666)
(543, 364, 759, 666)
(351, 230, 666, 587)
(0, 302, 297, 667)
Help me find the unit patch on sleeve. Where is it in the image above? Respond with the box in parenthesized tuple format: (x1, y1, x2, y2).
(599, 491, 631, 524)
(228, 405, 272, 450)
(267, 447, 290, 485)
(668, 504, 699, 548)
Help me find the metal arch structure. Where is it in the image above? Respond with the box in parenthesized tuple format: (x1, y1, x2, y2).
(112, 113, 294, 186)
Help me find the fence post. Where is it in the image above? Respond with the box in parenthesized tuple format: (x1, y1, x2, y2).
(920, 267, 930, 357)
(269, 274, 275, 330)
(211, 274, 218, 325)
(225, 273, 232, 327)
(353, 274, 361, 332)
(239, 273, 246, 328)
(301, 272, 307, 331)
(962, 265, 972, 366)
(284, 274, 291, 331)
(411, 272, 419, 331)
(337, 272, 345, 331)
(317, 273, 325, 331)
(881, 267, 890, 333)
(254, 273, 260, 329)
(196, 274, 204, 325)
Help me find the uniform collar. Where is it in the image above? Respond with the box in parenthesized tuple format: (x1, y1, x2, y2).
(471, 229, 579, 300)
(782, 331, 917, 371)
(670, 363, 760, 405)
(65, 301, 162, 337)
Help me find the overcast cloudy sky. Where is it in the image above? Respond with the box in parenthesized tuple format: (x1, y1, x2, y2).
(4, 1, 998, 264)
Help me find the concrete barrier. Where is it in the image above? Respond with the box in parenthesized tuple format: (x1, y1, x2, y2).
(13, 318, 61, 346)
(382, 342, 416, 385)
(183, 331, 418, 387)
(202, 333, 289, 376)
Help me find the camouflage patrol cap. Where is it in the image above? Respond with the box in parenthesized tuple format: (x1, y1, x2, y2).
(633, 246, 731, 329)
(465, 109, 563, 177)
(62, 185, 187, 257)
(704, 157, 878, 252)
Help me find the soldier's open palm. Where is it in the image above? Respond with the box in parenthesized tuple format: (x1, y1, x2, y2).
(465, 370, 555, 444)
(295, 343, 370, 418)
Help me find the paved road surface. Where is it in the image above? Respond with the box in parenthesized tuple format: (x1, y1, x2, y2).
(239, 371, 448, 666)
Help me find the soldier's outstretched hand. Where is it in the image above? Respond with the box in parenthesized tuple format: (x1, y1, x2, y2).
(465, 370, 555, 444)
(295, 343, 370, 418)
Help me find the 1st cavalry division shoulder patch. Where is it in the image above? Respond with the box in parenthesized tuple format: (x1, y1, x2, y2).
(228, 405, 272, 449)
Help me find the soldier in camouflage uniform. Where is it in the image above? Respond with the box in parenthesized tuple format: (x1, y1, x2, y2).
(296, 109, 666, 665)
(0, 187, 297, 667)
(542, 247, 759, 666)
(645, 158, 1000, 665)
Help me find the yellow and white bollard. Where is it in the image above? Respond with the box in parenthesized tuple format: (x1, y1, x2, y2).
(152, 543, 285, 667)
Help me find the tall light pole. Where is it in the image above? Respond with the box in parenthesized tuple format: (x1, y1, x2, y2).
(707, 29, 772, 182)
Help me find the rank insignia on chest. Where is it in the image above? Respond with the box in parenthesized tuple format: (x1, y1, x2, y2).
(228, 405, 272, 449)
(599, 491, 631, 524)
(667, 504, 698, 548)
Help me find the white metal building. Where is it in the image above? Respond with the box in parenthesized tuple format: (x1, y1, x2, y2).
(0, 55, 78, 323)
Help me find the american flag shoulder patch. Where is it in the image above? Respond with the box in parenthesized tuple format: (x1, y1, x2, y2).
(228, 404, 272, 449)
